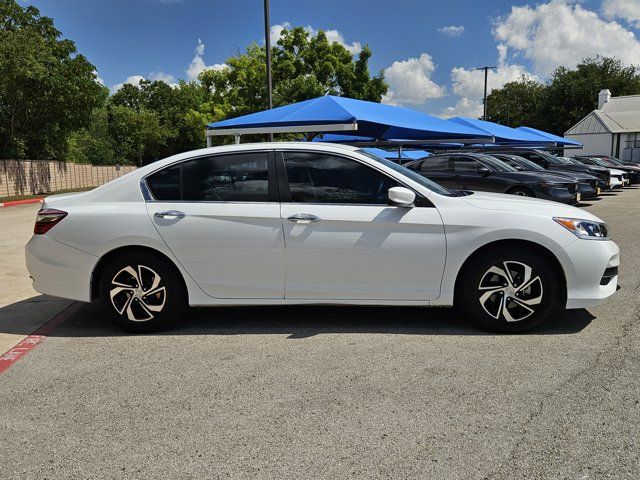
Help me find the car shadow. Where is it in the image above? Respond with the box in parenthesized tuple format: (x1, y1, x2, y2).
(0, 295, 596, 339)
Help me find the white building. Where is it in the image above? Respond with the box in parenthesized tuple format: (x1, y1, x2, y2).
(565, 90, 640, 161)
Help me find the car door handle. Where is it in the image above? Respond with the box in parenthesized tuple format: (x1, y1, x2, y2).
(287, 213, 320, 224)
(154, 210, 186, 219)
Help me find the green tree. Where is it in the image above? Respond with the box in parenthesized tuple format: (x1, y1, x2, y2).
(541, 57, 640, 135)
(67, 106, 115, 165)
(486, 57, 640, 135)
(486, 77, 547, 128)
(107, 105, 170, 166)
(109, 79, 210, 160)
(0, 0, 104, 159)
(200, 26, 388, 120)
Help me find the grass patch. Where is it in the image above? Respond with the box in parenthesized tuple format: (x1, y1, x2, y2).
(0, 187, 94, 203)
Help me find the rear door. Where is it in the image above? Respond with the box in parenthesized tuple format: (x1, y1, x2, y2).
(278, 150, 446, 301)
(145, 151, 285, 299)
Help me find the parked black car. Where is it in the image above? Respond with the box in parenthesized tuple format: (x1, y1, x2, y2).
(405, 153, 581, 204)
(490, 153, 600, 199)
(480, 149, 610, 191)
(578, 155, 640, 184)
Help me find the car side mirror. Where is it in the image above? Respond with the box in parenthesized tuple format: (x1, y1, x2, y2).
(478, 167, 491, 176)
(388, 186, 416, 207)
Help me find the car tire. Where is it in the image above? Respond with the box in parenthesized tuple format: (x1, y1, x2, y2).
(507, 187, 534, 197)
(459, 247, 561, 333)
(98, 252, 186, 333)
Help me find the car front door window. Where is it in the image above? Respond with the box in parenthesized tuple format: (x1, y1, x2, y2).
(282, 152, 398, 204)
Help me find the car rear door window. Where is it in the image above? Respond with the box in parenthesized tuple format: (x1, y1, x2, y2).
(146, 163, 181, 201)
(282, 152, 398, 204)
(421, 157, 450, 171)
(182, 153, 269, 201)
(146, 152, 270, 202)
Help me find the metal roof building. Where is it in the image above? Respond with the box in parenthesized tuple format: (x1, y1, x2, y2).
(565, 90, 640, 160)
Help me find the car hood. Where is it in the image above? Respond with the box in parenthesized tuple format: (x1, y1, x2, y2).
(460, 191, 602, 221)
(607, 168, 625, 176)
(512, 171, 577, 183)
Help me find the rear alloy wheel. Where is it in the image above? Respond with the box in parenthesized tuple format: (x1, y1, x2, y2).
(99, 253, 185, 332)
(460, 248, 560, 333)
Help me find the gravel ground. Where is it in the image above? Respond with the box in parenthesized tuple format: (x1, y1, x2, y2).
(1, 188, 639, 479)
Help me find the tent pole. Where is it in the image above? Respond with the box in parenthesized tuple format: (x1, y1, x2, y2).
(234, 134, 241, 144)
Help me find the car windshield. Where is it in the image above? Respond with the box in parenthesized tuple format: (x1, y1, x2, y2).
(509, 155, 545, 171)
(357, 149, 456, 197)
(558, 157, 581, 164)
(532, 150, 562, 165)
(588, 158, 609, 167)
(477, 155, 518, 172)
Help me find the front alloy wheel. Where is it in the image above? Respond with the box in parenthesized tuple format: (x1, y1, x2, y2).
(459, 247, 560, 333)
(478, 261, 543, 322)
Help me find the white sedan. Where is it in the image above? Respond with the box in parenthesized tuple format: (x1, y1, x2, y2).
(26, 143, 619, 333)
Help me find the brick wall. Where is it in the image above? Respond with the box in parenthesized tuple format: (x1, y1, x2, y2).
(0, 160, 137, 198)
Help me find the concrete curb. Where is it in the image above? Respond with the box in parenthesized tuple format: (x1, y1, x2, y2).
(0, 198, 44, 208)
(0, 302, 82, 374)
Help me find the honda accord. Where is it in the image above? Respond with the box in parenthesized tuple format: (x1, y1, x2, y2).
(26, 143, 619, 333)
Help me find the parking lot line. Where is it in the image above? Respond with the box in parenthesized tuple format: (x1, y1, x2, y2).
(0, 302, 80, 374)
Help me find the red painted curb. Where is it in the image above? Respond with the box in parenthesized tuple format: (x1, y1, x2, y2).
(0, 302, 82, 374)
(0, 198, 44, 208)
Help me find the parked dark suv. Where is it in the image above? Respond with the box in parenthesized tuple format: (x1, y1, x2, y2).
(405, 153, 580, 203)
(490, 153, 600, 199)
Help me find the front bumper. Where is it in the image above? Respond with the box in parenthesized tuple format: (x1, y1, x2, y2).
(563, 239, 619, 309)
(25, 234, 98, 302)
(535, 187, 580, 204)
(577, 182, 598, 199)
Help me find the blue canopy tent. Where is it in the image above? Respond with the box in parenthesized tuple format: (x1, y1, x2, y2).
(362, 147, 429, 160)
(448, 117, 554, 146)
(516, 126, 583, 148)
(206, 96, 493, 145)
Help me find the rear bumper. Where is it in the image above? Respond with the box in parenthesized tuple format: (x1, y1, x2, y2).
(25, 234, 97, 302)
(563, 239, 619, 309)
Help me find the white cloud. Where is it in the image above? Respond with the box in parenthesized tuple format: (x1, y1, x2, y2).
(437, 25, 465, 37)
(270, 22, 362, 55)
(381, 53, 446, 106)
(603, 0, 640, 28)
(440, 98, 484, 119)
(110, 75, 146, 93)
(149, 71, 176, 84)
(494, 0, 640, 76)
(187, 39, 226, 81)
(110, 71, 179, 93)
(440, 45, 538, 118)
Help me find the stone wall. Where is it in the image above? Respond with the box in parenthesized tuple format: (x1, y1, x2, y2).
(0, 160, 137, 197)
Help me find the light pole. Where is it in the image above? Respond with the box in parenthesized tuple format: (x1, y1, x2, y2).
(263, 0, 273, 141)
(476, 66, 496, 121)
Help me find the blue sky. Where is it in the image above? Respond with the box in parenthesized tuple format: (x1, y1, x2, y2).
(24, 0, 640, 117)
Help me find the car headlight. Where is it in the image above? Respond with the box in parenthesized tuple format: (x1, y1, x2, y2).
(553, 217, 610, 240)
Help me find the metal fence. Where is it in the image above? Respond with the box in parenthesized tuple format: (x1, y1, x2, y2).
(0, 160, 137, 198)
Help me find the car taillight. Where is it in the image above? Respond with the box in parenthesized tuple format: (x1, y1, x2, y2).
(34, 208, 67, 234)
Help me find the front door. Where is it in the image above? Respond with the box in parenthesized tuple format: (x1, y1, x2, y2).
(145, 151, 285, 299)
(278, 151, 446, 301)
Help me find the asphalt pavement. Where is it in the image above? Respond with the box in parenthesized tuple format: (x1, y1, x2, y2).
(0, 189, 639, 479)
